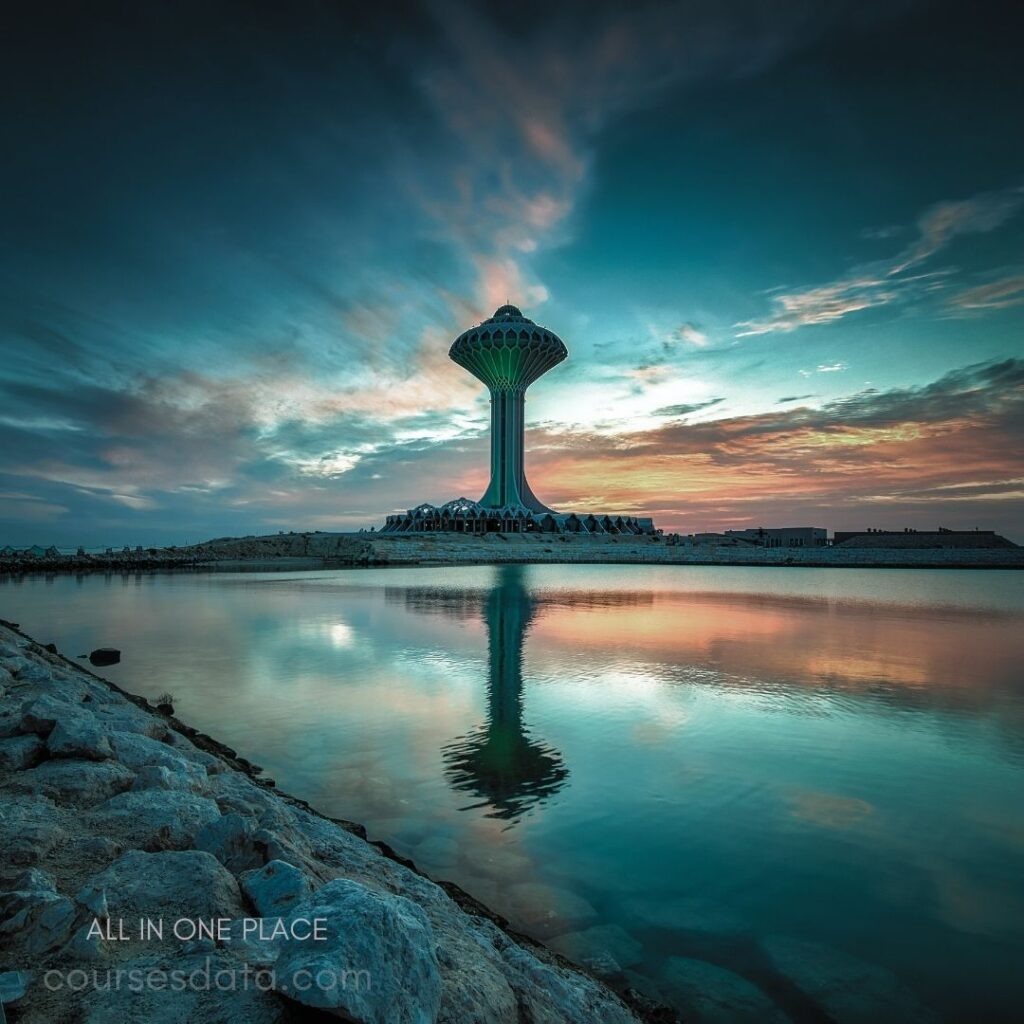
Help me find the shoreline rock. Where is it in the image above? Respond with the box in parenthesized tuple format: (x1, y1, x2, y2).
(0, 619, 674, 1024)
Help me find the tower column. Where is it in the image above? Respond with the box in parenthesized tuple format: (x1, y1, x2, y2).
(481, 387, 523, 508)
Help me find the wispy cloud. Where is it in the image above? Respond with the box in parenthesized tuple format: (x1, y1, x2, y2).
(673, 323, 709, 347)
(950, 272, 1024, 311)
(413, 0, 838, 318)
(651, 397, 724, 418)
(798, 362, 848, 378)
(736, 186, 1023, 336)
(888, 188, 1024, 275)
(737, 274, 899, 336)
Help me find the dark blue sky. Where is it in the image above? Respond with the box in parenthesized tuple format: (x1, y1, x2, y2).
(1, 0, 1022, 544)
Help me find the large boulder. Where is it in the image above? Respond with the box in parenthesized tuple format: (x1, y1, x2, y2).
(92, 702, 170, 739)
(425, 922, 519, 1024)
(46, 717, 114, 760)
(274, 878, 442, 1024)
(13, 660, 54, 684)
(240, 860, 313, 918)
(76, 953, 292, 1024)
(18, 695, 71, 734)
(2, 869, 56, 894)
(107, 731, 207, 786)
(10, 759, 134, 806)
(132, 763, 207, 794)
(0, 734, 46, 770)
(0, 970, 32, 1008)
(92, 790, 221, 850)
(0, 703, 21, 738)
(84, 850, 246, 921)
(194, 812, 265, 873)
(0, 800, 66, 866)
(496, 938, 638, 1024)
(0, 888, 77, 956)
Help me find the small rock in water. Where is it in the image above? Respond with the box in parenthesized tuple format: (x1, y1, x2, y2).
(763, 937, 940, 1023)
(89, 648, 121, 666)
(662, 956, 790, 1024)
(549, 924, 645, 976)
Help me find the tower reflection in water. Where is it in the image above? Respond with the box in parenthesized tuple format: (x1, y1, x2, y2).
(443, 565, 569, 822)
(394, 565, 568, 823)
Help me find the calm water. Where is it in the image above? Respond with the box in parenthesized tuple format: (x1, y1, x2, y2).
(3, 565, 1023, 1021)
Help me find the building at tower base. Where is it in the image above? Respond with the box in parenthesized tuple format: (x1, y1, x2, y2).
(380, 305, 658, 537)
(381, 497, 654, 535)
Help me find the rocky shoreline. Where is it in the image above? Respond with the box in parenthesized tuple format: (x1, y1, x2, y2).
(0, 620, 674, 1024)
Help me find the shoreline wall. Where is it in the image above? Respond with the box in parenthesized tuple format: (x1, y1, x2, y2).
(1, 529, 1023, 575)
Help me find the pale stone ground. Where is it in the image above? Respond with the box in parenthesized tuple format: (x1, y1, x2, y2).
(0, 622, 657, 1024)
(181, 530, 1024, 570)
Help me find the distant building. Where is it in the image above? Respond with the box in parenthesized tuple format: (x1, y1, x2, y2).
(833, 527, 1017, 549)
(724, 527, 827, 548)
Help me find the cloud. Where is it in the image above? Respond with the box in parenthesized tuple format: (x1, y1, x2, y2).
(652, 397, 724, 418)
(777, 394, 816, 403)
(889, 188, 1024, 275)
(950, 273, 1024, 311)
(412, 0, 841, 317)
(798, 362, 848, 378)
(737, 274, 898, 336)
(512, 358, 1024, 537)
(673, 323, 709, 347)
(861, 224, 903, 241)
(736, 186, 1023, 336)
(2, 356, 1021, 544)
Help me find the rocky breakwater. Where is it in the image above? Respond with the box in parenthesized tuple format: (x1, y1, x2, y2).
(0, 623, 664, 1023)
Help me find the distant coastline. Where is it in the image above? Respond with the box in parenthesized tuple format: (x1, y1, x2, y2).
(1, 530, 1022, 574)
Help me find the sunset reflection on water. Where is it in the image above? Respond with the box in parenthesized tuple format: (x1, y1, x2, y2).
(4, 564, 1023, 1021)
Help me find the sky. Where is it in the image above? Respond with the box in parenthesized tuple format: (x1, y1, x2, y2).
(1, 0, 1022, 546)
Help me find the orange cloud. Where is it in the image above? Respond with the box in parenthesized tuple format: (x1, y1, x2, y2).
(517, 359, 1024, 534)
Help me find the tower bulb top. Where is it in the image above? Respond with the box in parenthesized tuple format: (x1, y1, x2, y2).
(448, 305, 567, 392)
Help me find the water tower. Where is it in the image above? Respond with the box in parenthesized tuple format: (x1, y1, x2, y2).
(449, 304, 567, 513)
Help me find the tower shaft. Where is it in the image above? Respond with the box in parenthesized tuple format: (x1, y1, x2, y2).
(480, 388, 552, 513)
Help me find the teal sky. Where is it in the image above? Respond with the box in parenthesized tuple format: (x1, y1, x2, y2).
(1, 0, 1022, 544)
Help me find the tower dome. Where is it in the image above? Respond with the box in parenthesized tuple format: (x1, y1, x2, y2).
(449, 305, 567, 392)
